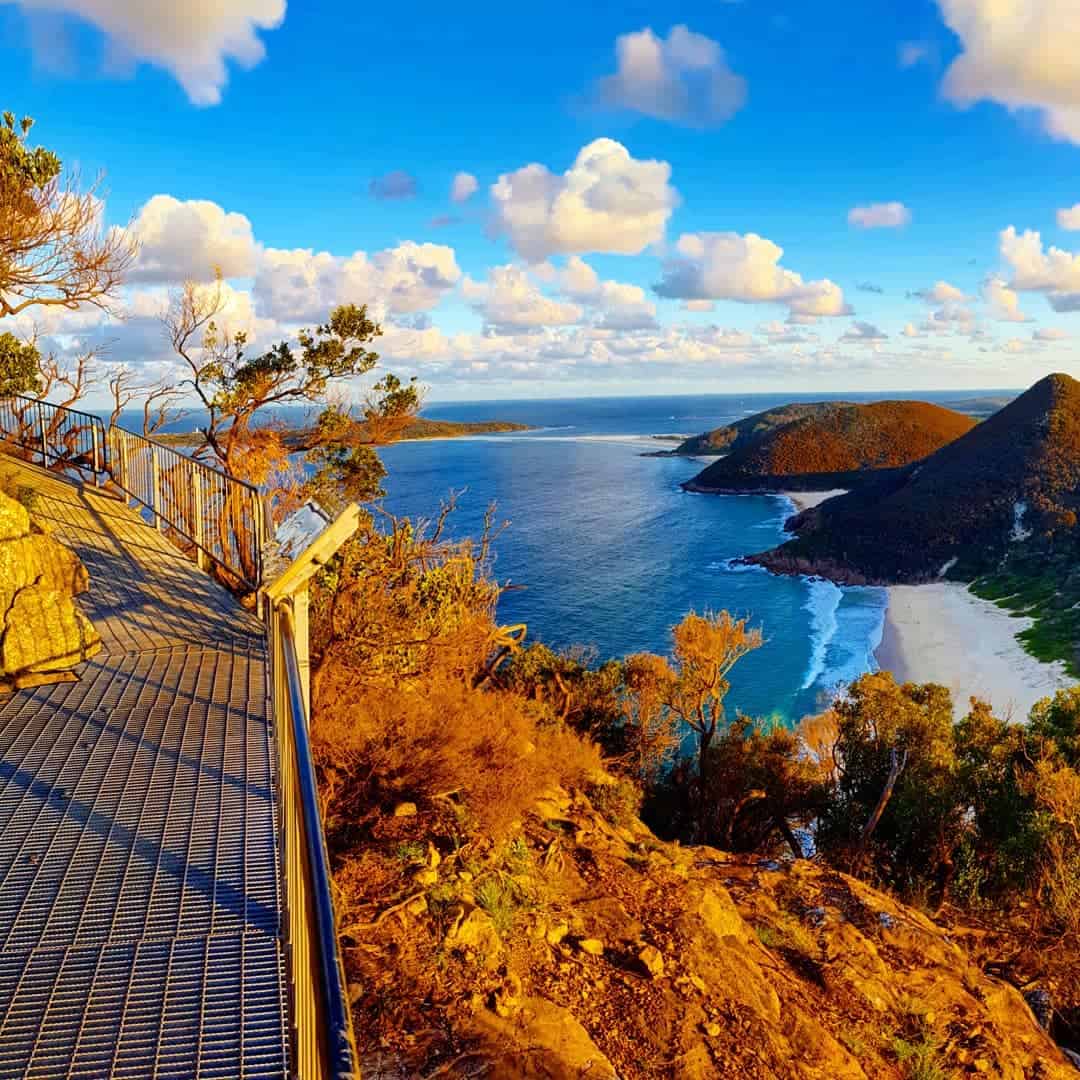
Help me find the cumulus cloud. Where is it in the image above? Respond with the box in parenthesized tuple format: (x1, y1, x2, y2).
(857, 281, 885, 294)
(681, 299, 715, 312)
(558, 256, 657, 330)
(462, 265, 582, 332)
(490, 138, 678, 261)
(14, 0, 285, 105)
(848, 202, 912, 229)
(912, 280, 967, 304)
(369, 170, 418, 200)
(1034, 326, 1070, 341)
(999, 225, 1080, 309)
(124, 194, 259, 283)
(654, 231, 850, 319)
(1057, 203, 1080, 229)
(839, 321, 888, 343)
(592, 24, 747, 128)
(937, 0, 1080, 143)
(450, 171, 478, 203)
(983, 276, 1030, 321)
(254, 241, 461, 322)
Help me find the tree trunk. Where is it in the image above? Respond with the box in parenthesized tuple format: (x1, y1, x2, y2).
(774, 811, 804, 860)
(855, 747, 908, 868)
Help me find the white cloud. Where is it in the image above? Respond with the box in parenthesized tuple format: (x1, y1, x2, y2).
(902, 322, 924, 338)
(461, 265, 582, 332)
(998, 225, 1080, 309)
(592, 24, 747, 128)
(125, 195, 259, 283)
(369, 170, 418, 200)
(847, 202, 912, 229)
(1034, 326, 1070, 341)
(914, 280, 966, 304)
(490, 138, 678, 261)
(937, 0, 1080, 144)
(654, 231, 850, 318)
(450, 171, 479, 204)
(1057, 203, 1080, 229)
(558, 256, 657, 330)
(254, 241, 461, 321)
(681, 299, 715, 312)
(15, 0, 285, 105)
(983, 276, 1030, 321)
(839, 321, 888, 343)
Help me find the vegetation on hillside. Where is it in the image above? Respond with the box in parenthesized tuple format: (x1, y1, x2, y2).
(669, 401, 850, 455)
(688, 400, 976, 492)
(305, 491, 1080, 1074)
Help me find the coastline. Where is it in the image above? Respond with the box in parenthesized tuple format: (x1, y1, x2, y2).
(779, 489, 848, 512)
(875, 583, 1076, 719)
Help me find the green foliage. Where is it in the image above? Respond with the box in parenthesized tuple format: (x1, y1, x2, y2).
(475, 878, 525, 938)
(0, 332, 42, 395)
(0, 112, 60, 192)
(891, 1034, 953, 1080)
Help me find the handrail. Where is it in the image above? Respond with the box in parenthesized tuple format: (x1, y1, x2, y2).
(0, 394, 106, 478)
(108, 426, 265, 591)
(271, 600, 359, 1079)
(0, 393, 266, 591)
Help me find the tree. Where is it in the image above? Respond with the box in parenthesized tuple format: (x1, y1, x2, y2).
(0, 332, 41, 395)
(0, 112, 132, 318)
(106, 366, 185, 436)
(163, 276, 401, 488)
(664, 611, 763, 785)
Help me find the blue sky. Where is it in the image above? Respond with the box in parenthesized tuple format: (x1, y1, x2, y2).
(3, 0, 1080, 400)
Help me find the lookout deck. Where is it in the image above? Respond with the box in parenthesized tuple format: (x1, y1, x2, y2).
(0, 457, 289, 1079)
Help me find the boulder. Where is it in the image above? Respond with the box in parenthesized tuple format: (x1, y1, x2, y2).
(0, 491, 100, 686)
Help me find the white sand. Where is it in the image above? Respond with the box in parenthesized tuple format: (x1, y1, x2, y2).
(876, 583, 1076, 720)
(780, 490, 848, 512)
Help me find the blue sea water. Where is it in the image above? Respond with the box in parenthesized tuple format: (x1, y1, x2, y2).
(119, 389, 1002, 724)
(373, 393, 921, 724)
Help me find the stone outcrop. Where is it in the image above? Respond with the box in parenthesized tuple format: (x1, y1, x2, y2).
(341, 783, 1079, 1078)
(0, 490, 100, 689)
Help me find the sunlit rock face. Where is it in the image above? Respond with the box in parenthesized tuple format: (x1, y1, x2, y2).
(0, 490, 100, 688)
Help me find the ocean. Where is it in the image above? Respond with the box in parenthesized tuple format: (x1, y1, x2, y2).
(118, 389, 1008, 725)
(375, 392, 920, 725)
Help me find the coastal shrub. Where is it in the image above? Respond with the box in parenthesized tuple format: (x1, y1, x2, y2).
(314, 676, 603, 842)
(816, 672, 963, 896)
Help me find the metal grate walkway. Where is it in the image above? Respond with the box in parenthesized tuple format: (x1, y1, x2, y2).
(0, 458, 289, 1079)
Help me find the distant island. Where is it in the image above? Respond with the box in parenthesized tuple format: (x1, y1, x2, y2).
(682, 400, 975, 493)
(158, 416, 533, 449)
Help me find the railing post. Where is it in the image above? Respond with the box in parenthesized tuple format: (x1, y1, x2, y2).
(91, 423, 101, 486)
(292, 589, 311, 720)
(192, 470, 208, 571)
(151, 445, 162, 531)
(38, 405, 48, 467)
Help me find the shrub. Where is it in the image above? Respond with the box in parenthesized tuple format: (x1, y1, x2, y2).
(314, 676, 603, 842)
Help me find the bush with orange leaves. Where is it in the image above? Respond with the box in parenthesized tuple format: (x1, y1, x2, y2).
(309, 504, 603, 845)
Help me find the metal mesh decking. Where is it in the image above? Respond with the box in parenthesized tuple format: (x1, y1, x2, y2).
(0, 459, 289, 1079)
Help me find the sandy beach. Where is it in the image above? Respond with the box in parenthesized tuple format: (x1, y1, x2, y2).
(780, 490, 848, 512)
(875, 583, 1076, 720)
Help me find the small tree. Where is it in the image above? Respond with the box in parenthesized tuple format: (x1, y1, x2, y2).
(0, 112, 132, 318)
(665, 611, 763, 785)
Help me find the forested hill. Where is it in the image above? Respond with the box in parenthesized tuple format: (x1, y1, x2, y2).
(685, 400, 976, 492)
(751, 374, 1080, 672)
(669, 401, 850, 456)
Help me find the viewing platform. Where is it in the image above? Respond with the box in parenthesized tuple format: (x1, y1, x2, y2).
(0, 456, 290, 1078)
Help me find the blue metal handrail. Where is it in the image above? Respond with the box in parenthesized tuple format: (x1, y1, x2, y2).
(274, 602, 359, 1079)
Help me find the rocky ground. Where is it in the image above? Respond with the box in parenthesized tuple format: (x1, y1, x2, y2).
(336, 783, 1079, 1079)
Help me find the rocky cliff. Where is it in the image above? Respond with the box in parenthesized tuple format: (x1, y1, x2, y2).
(0, 486, 100, 689)
(339, 784, 1077, 1078)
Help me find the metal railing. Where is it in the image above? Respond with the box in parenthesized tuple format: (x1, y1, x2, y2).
(0, 393, 266, 592)
(0, 395, 106, 478)
(270, 600, 359, 1080)
(108, 426, 266, 592)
